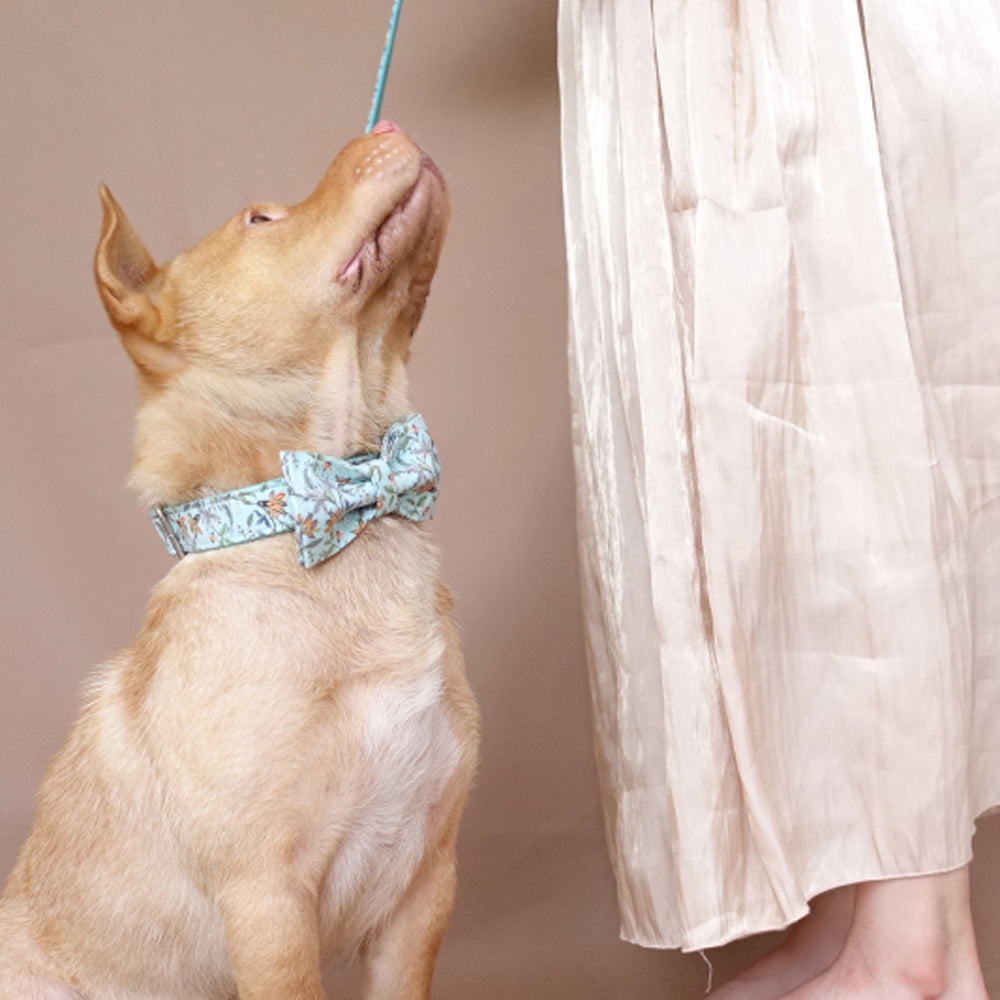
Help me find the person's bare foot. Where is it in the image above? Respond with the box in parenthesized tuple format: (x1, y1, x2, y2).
(776, 868, 988, 1000)
(709, 888, 855, 1000)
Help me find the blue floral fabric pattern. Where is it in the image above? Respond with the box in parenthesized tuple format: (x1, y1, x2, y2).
(150, 414, 440, 568)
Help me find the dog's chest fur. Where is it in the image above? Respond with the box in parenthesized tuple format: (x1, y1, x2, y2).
(2, 525, 465, 998)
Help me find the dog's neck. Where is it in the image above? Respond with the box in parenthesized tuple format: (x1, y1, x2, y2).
(127, 351, 410, 507)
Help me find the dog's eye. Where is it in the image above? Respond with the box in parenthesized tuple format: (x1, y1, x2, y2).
(248, 212, 275, 225)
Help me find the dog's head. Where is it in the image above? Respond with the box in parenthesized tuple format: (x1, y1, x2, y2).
(95, 123, 449, 504)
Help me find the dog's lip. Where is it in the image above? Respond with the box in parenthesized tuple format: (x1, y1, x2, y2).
(336, 157, 441, 287)
(420, 155, 445, 188)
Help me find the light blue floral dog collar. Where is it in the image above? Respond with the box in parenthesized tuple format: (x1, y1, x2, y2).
(149, 414, 439, 568)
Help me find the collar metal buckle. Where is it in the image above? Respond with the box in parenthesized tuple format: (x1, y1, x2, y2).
(152, 506, 186, 560)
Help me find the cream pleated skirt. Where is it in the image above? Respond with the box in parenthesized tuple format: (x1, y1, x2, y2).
(559, 0, 1000, 951)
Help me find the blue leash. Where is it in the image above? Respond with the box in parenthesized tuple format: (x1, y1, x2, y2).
(366, 0, 405, 132)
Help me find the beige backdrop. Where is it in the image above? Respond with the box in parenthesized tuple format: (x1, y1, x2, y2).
(1, 2, 997, 997)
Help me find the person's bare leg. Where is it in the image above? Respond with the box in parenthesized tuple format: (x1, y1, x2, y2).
(778, 867, 987, 1000)
(709, 887, 856, 1000)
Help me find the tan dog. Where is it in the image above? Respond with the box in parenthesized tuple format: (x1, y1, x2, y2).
(0, 122, 478, 1000)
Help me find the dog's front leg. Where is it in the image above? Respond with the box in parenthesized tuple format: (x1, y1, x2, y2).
(362, 847, 458, 1000)
(218, 876, 323, 1000)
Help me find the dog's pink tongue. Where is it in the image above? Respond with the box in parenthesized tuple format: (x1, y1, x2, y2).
(370, 120, 402, 135)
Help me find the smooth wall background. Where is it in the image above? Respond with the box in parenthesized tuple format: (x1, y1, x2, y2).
(1, 3, 997, 997)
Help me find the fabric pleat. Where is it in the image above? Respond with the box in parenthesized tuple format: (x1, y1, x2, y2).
(559, 0, 1000, 950)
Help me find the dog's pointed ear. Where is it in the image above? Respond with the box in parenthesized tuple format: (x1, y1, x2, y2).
(95, 185, 179, 373)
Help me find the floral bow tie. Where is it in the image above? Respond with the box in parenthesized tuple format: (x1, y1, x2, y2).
(150, 414, 440, 568)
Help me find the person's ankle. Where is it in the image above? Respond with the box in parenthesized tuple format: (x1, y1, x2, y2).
(831, 942, 938, 998)
(896, 952, 948, 999)
(837, 926, 981, 1000)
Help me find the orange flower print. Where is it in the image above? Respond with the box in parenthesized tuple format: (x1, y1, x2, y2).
(264, 491, 287, 518)
(296, 515, 319, 539)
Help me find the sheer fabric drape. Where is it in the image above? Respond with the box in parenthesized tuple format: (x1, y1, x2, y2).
(559, 0, 1000, 950)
